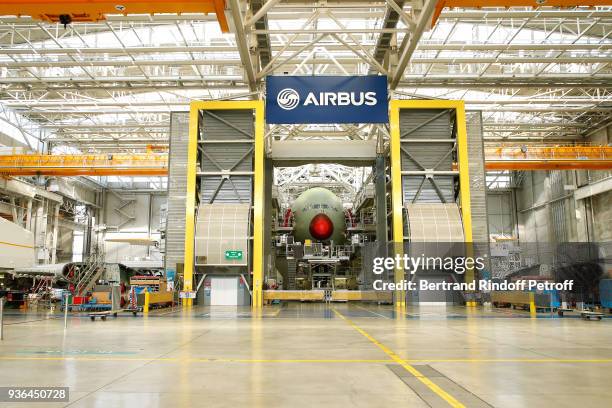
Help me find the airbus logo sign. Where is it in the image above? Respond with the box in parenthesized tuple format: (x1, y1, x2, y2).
(277, 88, 300, 110)
(266, 76, 388, 124)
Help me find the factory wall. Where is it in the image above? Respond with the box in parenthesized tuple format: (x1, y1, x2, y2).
(487, 191, 515, 239)
(510, 123, 611, 245)
(56, 226, 74, 263)
(516, 171, 579, 243)
(102, 191, 166, 263)
(578, 124, 611, 242)
(591, 191, 611, 242)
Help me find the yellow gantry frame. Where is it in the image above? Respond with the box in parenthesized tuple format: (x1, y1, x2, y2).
(185, 100, 471, 309)
(184, 101, 265, 308)
(389, 100, 473, 307)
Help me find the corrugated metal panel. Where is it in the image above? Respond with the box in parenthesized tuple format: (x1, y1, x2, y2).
(399, 109, 455, 203)
(199, 144, 254, 172)
(200, 176, 253, 204)
(164, 112, 189, 271)
(466, 111, 489, 242)
(405, 203, 465, 242)
(551, 199, 568, 242)
(549, 170, 565, 198)
(195, 203, 250, 266)
(403, 177, 454, 203)
(199, 110, 254, 204)
(399, 109, 451, 139)
(549, 170, 569, 242)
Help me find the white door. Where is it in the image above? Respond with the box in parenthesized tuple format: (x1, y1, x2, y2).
(210, 277, 238, 306)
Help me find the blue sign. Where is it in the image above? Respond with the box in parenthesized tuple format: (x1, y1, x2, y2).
(266, 75, 388, 124)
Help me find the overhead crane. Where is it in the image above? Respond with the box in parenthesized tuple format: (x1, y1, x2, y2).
(0, 0, 229, 31)
(432, 1, 612, 26)
(0, 145, 610, 176)
(483, 145, 612, 171)
(5, 1, 610, 34)
(0, 153, 168, 176)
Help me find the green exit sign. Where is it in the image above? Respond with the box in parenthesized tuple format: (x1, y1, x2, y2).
(225, 250, 243, 260)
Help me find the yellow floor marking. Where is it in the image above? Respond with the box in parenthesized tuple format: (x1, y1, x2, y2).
(407, 359, 612, 363)
(332, 307, 466, 408)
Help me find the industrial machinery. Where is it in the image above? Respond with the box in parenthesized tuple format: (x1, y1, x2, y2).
(274, 186, 364, 292)
(163, 100, 489, 307)
(292, 187, 347, 244)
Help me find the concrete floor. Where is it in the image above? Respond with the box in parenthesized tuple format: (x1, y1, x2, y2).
(0, 303, 611, 407)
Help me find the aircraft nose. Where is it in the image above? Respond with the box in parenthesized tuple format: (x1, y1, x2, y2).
(309, 213, 334, 240)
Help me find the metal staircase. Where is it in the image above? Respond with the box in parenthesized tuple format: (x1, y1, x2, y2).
(31, 276, 54, 309)
(286, 258, 297, 290)
(75, 254, 105, 296)
(32, 276, 53, 295)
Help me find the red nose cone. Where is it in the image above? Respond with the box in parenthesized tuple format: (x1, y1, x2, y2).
(309, 213, 334, 241)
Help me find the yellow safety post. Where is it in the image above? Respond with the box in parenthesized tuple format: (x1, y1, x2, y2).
(529, 292, 536, 317)
(184, 101, 265, 309)
(144, 291, 150, 315)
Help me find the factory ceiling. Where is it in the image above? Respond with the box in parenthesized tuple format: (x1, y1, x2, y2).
(0, 2, 610, 157)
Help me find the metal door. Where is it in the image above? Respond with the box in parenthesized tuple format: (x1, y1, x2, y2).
(210, 277, 238, 306)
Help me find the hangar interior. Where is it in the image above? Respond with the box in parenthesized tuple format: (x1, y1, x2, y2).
(0, 1, 611, 407)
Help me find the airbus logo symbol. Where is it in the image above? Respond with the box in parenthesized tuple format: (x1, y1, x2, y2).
(277, 88, 300, 110)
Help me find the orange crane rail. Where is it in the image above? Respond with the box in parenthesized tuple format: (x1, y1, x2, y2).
(0, 0, 229, 32)
(0, 146, 610, 176)
(483, 145, 612, 171)
(0, 153, 168, 176)
(432, 1, 612, 26)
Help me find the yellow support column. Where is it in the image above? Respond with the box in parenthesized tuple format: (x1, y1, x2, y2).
(454, 102, 473, 244)
(184, 101, 265, 310)
(252, 101, 265, 310)
(389, 101, 405, 310)
(389, 100, 474, 309)
(182, 105, 200, 307)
